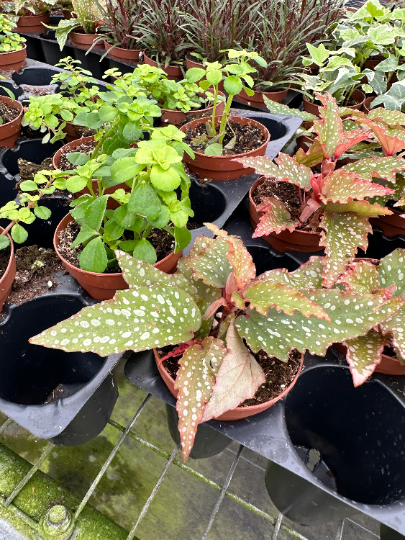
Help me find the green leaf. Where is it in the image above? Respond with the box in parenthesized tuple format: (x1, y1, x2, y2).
(0, 235, 10, 250)
(103, 219, 124, 242)
(65, 175, 88, 194)
(19, 180, 38, 191)
(34, 206, 51, 220)
(313, 93, 343, 158)
(252, 197, 298, 237)
(320, 211, 371, 288)
(78, 237, 108, 273)
(257, 257, 324, 289)
(185, 237, 232, 288)
(29, 282, 202, 355)
(368, 24, 397, 45)
(132, 239, 157, 264)
(84, 195, 109, 232)
(71, 225, 99, 249)
(122, 122, 143, 142)
(338, 259, 381, 294)
(110, 157, 143, 186)
(344, 330, 387, 386)
(206, 70, 222, 86)
(342, 157, 405, 183)
(381, 304, 405, 359)
(306, 43, 330, 66)
(67, 152, 89, 166)
(263, 96, 317, 121)
(150, 165, 181, 192)
(175, 337, 227, 461)
(60, 109, 74, 122)
(11, 223, 28, 244)
(378, 248, 405, 297)
(204, 143, 223, 156)
(224, 76, 243, 96)
(320, 170, 393, 204)
(174, 226, 191, 253)
(55, 18, 79, 50)
(98, 105, 118, 122)
(74, 111, 103, 130)
(128, 183, 161, 220)
(202, 321, 265, 421)
(186, 67, 206, 83)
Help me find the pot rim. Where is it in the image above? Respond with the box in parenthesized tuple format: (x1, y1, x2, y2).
(0, 43, 26, 56)
(180, 115, 271, 160)
(102, 39, 142, 52)
(0, 227, 14, 288)
(0, 96, 23, 128)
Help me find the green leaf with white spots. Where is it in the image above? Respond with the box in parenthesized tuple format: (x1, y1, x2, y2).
(185, 238, 233, 288)
(313, 93, 343, 158)
(367, 108, 405, 125)
(202, 322, 265, 422)
(234, 153, 312, 191)
(236, 290, 402, 361)
(344, 330, 387, 386)
(338, 260, 381, 294)
(257, 257, 325, 290)
(254, 197, 299, 238)
(320, 211, 371, 288)
(325, 200, 393, 216)
(263, 96, 317, 121)
(175, 337, 227, 461)
(378, 248, 405, 297)
(342, 157, 405, 184)
(381, 304, 405, 359)
(243, 279, 330, 320)
(320, 170, 394, 205)
(29, 284, 202, 355)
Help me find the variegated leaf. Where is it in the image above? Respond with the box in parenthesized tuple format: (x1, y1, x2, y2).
(243, 280, 330, 320)
(236, 290, 403, 361)
(295, 140, 325, 168)
(342, 157, 405, 184)
(334, 129, 371, 160)
(263, 95, 317, 121)
(359, 118, 405, 156)
(253, 197, 299, 238)
(257, 257, 325, 289)
(320, 211, 371, 288)
(381, 305, 405, 359)
(29, 285, 201, 355)
(320, 170, 394, 204)
(367, 108, 405, 125)
(344, 330, 386, 386)
(325, 200, 393, 216)
(185, 237, 233, 288)
(338, 260, 381, 294)
(202, 321, 265, 422)
(378, 248, 405, 297)
(234, 153, 313, 190)
(313, 93, 343, 158)
(175, 337, 227, 461)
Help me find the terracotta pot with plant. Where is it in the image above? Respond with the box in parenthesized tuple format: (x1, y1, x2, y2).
(0, 14, 26, 70)
(3, 0, 55, 33)
(0, 74, 24, 148)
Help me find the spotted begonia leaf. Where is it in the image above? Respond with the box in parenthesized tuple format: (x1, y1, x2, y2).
(243, 279, 330, 320)
(313, 93, 343, 158)
(358, 118, 405, 156)
(338, 260, 381, 294)
(325, 200, 393, 216)
(202, 321, 265, 422)
(29, 285, 201, 355)
(320, 211, 371, 288)
(257, 257, 325, 290)
(236, 290, 402, 361)
(295, 140, 325, 168)
(234, 153, 313, 190)
(253, 197, 299, 238)
(381, 306, 405, 359)
(344, 330, 386, 386)
(175, 337, 227, 461)
(341, 157, 405, 184)
(334, 129, 371, 160)
(367, 108, 405, 125)
(185, 237, 233, 289)
(378, 248, 405, 297)
(320, 170, 394, 204)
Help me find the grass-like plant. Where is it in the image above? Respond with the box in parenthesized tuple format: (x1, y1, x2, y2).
(95, 0, 143, 51)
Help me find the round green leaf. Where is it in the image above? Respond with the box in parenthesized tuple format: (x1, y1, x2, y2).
(65, 175, 88, 194)
(224, 76, 243, 96)
(206, 70, 222, 86)
(132, 238, 157, 264)
(150, 164, 181, 191)
(19, 180, 38, 191)
(11, 223, 28, 244)
(186, 67, 206, 83)
(34, 206, 52, 220)
(0, 235, 10, 250)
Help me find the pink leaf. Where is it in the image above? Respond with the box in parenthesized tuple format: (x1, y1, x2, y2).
(253, 197, 299, 238)
(334, 129, 371, 159)
(359, 119, 405, 156)
(300, 198, 321, 223)
(320, 170, 394, 204)
(205, 297, 227, 320)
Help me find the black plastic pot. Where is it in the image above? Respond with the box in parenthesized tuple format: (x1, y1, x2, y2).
(12, 65, 61, 87)
(381, 525, 405, 539)
(19, 33, 45, 62)
(107, 57, 138, 78)
(41, 34, 74, 65)
(0, 138, 64, 178)
(72, 47, 109, 81)
(166, 404, 232, 459)
(0, 284, 122, 445)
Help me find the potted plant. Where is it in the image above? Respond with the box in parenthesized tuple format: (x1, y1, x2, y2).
(23, 57, 104, 143)
(0, 14, 26, 71)
(235, 93, 405, 287)
(95, 0, 143, 62)
(0, 77, 24, 149)
(50, 0, 103, 51)
(29, 225, 401, 460)
(1, 0, 57, 33)
(135, 0, 189, 80)
(179, 50, 271, 180)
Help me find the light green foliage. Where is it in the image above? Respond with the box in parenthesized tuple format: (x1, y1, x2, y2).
(0, 14, 25, 52)
(2, 0, 56, 16)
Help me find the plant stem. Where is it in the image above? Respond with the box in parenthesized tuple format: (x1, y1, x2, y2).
(91, 118, 119, 159)
(211, 84, 218, 136)
(218, 94, 234, 144)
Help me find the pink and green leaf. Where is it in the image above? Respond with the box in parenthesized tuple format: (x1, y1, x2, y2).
(344, 330, 386, 386)
(337, 259, 381, 294)
(381, 305, 405, 360)
(175, 337, 227, 460)
(378, 248, 405, 297)
(341, 157, 405, 184)
(320, 211, 371, 288)
(253, 197, 299, 238)
(313, 93, 343, 158)
(295, 139, 325, 168)
(334, 129, 371, 160)
(325, 200, 393, 216)
(358, 118, 405, 156)
(202, 322, 265, 422)
(185, 237, 233, 288)
(367, 108, 405, 125)
(257, 257, 325, 290)
(320, 170, 394, 204)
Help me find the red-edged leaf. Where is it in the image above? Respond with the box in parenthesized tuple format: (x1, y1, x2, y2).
(175, 337, 227, 461)
(205, 297, 227, 320)
(342, 156, 405, 184)
(334, 129, 371, 160)
(378, 248, 405, 297)
(325, 200, 393, 216)
(320, 211, 371, 288)
(358, 118, 405, 156)
(367, 108, 405, 125)
(295, 139, 325, 167)
(185, 237, 233, 288)
(253, 197, 299, 238)
(320, 170, 394, 204)
(204, 222, 227, 238)
(233, 153, 313, 190)
(344, 330, 386, 387)
(313, 93, 343, 158)
(338, 259, 381, 294)
(300, 198, 321, 222)
(381, 305, 405, 359)
(257, 257, 325, 289)
(243, 279, 330, 320)
(202, 321, 265, 422)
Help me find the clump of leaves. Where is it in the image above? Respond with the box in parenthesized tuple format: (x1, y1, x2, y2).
(0, 13, 25, 52)
(1, 0, 56, 16)
(235, 92, 405, 287)
(95, 0, 142, 51)
(49, 0, 102, 49)
(29, 224, 401, 460)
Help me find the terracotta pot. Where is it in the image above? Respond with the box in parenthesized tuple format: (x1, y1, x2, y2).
(236, 87, 288, 109)
(63, 121, 85, 143)
(160, 90, 225, 127)
(372, 210, 405, 238)
(69, 32, 104, 51)
(334, 343, 405, 376)
(363, 95, 376, 113)
(365, 56, 386, 70)
(180, 115, 270, 181)
(0, 229, 16, 313)
(16, 13, 49, 33)
(103, 41, 141, 62)
(249, 177, 322, 253)
(0, 44, 26, 71)
(303, 89, 365, 117)
(0, 96, 23, 149)
(155, 349, 304, 421)
(54, 214, 182, 300)
(62, 9, 72, 19)
(144, 52, 183, 81)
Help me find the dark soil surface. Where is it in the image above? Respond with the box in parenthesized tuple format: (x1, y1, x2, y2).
(252, 177, 322, 233)
(160, 346, 301, 408)
(18, 156, 69, 199)
(0, 99, 20, 124)
(0, 245, 64, 322)
(58, 220, 176, 273)
(185, 120, 266, 156)
(0, 245, 11, 279)
(20, 84, 56, 96)
(59, 139, 97, 171)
